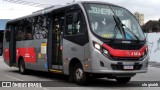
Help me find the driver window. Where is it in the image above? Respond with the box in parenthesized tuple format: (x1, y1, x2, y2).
(65, 12, 85, 36)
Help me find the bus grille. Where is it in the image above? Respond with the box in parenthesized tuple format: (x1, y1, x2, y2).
(111, 57, 141, 61)
(111, 64, 142, 70)
(107, 44, 144, 50)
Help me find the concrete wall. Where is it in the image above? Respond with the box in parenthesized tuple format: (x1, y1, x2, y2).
(146, 33, 160, 62)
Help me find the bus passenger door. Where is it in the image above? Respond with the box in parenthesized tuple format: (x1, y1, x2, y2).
(9, 25, 16, 67)
(52, 14, 64, 70)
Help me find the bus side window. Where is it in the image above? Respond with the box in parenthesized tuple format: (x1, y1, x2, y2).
(23, 19, 33, 40)
(5, 25, 11, 42)
(65, 12, 85, 36)
(33, 16, 48, 39)
(25, 29, 33, 40)
(15, 24, 22, 41)
(65, 14, 73, 35)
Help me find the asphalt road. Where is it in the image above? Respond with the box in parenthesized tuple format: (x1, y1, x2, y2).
(0, 56, 160, 90)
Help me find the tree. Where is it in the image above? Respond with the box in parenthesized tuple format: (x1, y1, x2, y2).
(142, 20, 160, 33)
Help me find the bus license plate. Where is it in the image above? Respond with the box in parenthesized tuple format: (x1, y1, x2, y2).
(123, 65, 133, 70)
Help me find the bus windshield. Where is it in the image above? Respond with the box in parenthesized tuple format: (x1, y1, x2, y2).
(84, 3, 145, 41)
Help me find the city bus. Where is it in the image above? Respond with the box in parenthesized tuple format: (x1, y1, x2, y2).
(3, 1, 149, 85)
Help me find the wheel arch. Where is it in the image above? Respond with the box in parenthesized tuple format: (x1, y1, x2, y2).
(69, 58, 83, 75)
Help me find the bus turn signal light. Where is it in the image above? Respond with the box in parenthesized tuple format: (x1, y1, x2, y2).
(84, 64, 89, 69)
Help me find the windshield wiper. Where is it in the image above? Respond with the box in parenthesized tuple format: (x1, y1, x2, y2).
(122, 24, 140, 41)
(116, 16, 140, 41)
(113, 15, 140, 41)
(112, 15, 125, 39)
(109, 6, 140, 41)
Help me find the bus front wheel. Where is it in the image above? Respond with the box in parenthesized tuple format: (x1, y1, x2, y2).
(19, 59, 27, 74)
(73, 63, 87, 85)
(116, 77, 131, 83)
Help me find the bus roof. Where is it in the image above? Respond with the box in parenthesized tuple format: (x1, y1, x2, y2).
(7, 1, 118, 23)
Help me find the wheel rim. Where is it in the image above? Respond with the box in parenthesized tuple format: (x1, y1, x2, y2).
(75, 68, 83, 81)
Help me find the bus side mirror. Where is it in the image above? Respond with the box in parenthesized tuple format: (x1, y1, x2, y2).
(73, 12, 78, 23)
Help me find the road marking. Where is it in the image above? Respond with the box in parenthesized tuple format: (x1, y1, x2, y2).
(43, 87, 50, 90)
(1, 74, 24, 81)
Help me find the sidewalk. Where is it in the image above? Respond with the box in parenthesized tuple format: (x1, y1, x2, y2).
(149, 61, 160, 68)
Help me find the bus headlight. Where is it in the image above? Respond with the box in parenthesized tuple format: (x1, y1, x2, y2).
(93, 41, 101, 50)
(102, 48, 109, 55)
(93, 41, 110, 58)
(102, 48, 111, 58)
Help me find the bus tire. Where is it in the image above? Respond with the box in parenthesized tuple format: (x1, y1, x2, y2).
(19, 59, 27, 74)
(73, 63, 87, 85)
(116, 77, 131, 83)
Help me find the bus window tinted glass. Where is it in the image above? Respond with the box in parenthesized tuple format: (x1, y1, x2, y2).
(65, 12, 85, 36)
(5, 25, 11, 42)
(33, 16, 48, 39)
(15, 19, 33, 41)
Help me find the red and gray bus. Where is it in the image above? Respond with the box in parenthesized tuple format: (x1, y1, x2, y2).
(3, 1, 149, 85)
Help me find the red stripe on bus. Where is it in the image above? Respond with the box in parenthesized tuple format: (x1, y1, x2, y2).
(102, 44, 147, 58)
(4, 47, 36, 63)
(16, 48, 36, 63)
(4, 48, 9, 61)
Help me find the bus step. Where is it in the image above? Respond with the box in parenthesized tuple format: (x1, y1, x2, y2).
(49, 69, 62, 74)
